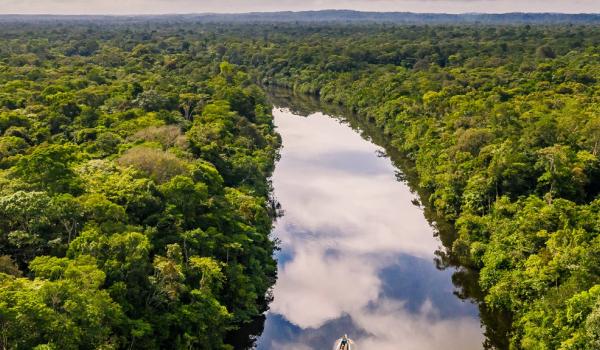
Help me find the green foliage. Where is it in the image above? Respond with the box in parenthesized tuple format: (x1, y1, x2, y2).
(0, 256, 124, 350)
(14, 143, 81, 193)
(0, 23, 279, 349)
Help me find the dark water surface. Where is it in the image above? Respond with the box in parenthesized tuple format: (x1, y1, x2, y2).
(254, 93, 488, 350)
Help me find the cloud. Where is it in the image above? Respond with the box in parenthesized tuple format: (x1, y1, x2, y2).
(351, 298, 483, 350)
(272, 110, 440, 258)
(270, 248, 382, 328)
(261, 109, 483, 349)
(1, 0, 599, 14)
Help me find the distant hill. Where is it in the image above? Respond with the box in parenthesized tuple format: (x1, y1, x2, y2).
(193, 10, 600, 24)
(1, 10, 600, 24)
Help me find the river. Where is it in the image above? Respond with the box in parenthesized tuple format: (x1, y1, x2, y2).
(251, 92, 491, 350)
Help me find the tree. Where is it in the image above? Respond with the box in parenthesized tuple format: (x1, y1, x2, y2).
(587, 301, 600, 348)
(536, 45, 556, 59)
(117, 146, 188, 184)
(134, 90, 171, 112)
(536, 145, 573, 200)
(159, 175, 208, 225)
(14, 144, 80, 194)
(179, 93, 209, 121)
(0, 256, 124, 350)
(0, 255, 22, 276)
(189, 256, 223, 293)
(149, 244, 185, 305)
(51, 194, 83, 244)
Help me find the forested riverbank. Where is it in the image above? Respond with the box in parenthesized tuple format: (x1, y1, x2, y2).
(0, 24, 280, 349)
(234, 24, 600, 349)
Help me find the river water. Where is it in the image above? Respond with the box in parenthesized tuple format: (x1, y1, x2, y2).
(254, 96, 487, 350)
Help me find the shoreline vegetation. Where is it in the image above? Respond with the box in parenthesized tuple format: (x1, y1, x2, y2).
(249, 24, 600, 349)
(0, 15, 599, 349)
(0, 24, 280, 349)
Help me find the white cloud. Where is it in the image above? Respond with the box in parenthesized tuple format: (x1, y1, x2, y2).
(270, 248, 382, 328)
(264, 109, 483, 349)
(352, 298, 483, 350)
(272, 109, 439, 259)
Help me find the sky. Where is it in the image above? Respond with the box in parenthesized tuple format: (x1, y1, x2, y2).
(1, 0, 599, 15)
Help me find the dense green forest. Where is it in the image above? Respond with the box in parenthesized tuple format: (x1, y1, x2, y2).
(0, 22, 280, 349)
(0, 18, 599, 349)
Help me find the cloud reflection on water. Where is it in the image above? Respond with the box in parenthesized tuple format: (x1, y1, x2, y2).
(257, 109, 483, 349)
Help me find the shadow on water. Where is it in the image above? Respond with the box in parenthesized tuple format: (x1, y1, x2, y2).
(229, 88, 511, 349)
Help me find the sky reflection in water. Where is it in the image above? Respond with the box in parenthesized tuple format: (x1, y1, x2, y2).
(256, 109, 483, 350)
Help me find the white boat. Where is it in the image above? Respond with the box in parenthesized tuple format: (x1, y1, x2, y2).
(333, 335, 355, 350)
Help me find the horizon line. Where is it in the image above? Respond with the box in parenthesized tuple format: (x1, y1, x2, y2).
(1, 10, 600, 16)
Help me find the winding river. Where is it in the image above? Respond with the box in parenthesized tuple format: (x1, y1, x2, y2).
(251, 92, 500, 350)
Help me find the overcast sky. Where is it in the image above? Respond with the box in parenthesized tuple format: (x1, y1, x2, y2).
(1, 0, 599, 15)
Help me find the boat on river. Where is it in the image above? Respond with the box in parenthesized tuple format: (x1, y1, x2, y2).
(333, 335, 355, 350)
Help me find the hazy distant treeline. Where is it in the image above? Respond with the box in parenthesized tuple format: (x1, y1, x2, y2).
(1, 10, 600, 24)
